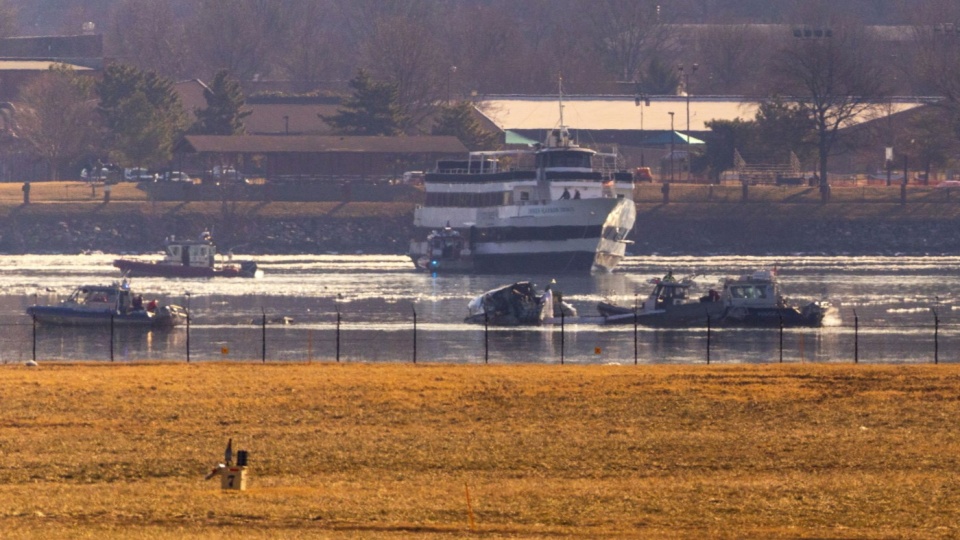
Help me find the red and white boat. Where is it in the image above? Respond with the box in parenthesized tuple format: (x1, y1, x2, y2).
(113, 234, 260, 278)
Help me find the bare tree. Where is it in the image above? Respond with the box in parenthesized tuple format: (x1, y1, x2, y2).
(277, 0, 346, 93)
(187, 0, 287, 81)
(17, 66, 99, 180)
(769, 23, 885, 201)
(0, 0, 18, 38)
(105, 0, 191, 79)
(583, 0, 673, 83)
(908, 1, 960, 138)
(696, 25, 776, 95)
(363, 15, 446, 132)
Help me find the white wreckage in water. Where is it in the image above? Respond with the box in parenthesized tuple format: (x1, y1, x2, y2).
(464, 281, 579, 326)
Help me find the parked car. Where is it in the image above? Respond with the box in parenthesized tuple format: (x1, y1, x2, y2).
(123, 167, 153, 182)
(81, 167, 111, 182)
(158, 171, 193, 183)
(206, 167, 246, 184)
(634, 166, 653, 182)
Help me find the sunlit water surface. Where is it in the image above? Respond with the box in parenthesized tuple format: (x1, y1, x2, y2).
(2, 253, 959, 364)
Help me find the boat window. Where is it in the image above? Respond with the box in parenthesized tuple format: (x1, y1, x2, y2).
(537, 151, 592, 169)
(519, 191, 530, 201)
(756, 286, 767, 299)
(730, 286, 744, 298)
(199, 247, 207, 256)
(171, 246, 180, 256)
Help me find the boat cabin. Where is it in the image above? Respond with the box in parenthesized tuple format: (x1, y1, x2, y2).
(427, 228, 469, 261)
(164, 236, 217, 268)
(723, 271, 784, 308)
(649, 281, 691, 309)
(65, 283, 145, 313)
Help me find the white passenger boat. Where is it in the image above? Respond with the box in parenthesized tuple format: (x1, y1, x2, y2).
(409, 85, 635, 274)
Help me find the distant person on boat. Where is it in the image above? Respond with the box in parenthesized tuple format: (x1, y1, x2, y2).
(560, 188, 571, 200)
(663, 271, 676, 282)
(573, 189, 581, 199)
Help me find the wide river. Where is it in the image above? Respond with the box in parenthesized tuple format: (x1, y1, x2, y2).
(0, 253, 958, 365)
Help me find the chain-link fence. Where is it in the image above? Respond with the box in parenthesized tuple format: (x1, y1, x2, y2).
(5, 307, 957, 365)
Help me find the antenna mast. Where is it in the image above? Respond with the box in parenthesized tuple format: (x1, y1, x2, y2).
(558, 73, 565, 129)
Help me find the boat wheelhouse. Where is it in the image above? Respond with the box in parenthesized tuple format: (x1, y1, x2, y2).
(114, 234, 259, 278)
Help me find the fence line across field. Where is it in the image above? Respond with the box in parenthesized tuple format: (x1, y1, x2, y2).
(4, 306, 956, 365)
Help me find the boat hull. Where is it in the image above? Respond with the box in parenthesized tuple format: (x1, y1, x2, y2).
(27, 306, 185, 328)
(720, 305, 826, 327)
(599, 302, 826, 328)
(600, 301, 727, 327)
(412, 197, 635, 274)
(114, 259, 257, 278)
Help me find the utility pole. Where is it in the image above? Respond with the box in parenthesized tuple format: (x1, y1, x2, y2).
(678, 63, 698, 181)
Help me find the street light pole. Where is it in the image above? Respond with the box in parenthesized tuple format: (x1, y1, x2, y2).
(668, 111, 675, 182)
(678, 63, 698, 181)
(634, 92, 650, 167)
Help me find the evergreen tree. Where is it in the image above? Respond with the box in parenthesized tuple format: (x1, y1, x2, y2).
(192, 69, 251, 135)
(637, 56, 681, 96)
(702, 118, 757, 181)
(97, 63, 187, 167)
(323, 69, 406, 136)
(431, 102, 499, 150)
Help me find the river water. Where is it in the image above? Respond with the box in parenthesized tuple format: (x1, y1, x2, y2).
(1, 253, 958, 364)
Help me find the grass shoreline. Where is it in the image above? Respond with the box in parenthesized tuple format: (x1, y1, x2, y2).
(2, 361, 959, 538)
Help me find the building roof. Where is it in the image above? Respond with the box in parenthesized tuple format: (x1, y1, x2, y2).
(0, 34, 103, 58)
(244, 103, 340, 135)
(176, 135, 468, 154)
(478, 95, 930, 132)
(0, 60, 92, 71)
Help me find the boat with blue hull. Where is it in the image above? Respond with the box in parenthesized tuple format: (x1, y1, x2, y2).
(27, 282, 187, 328)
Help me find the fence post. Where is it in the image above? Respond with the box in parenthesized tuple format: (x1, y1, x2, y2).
(412, 304, 417, 364)
(484, 309, 489, 364)
(932, 308, 939, 364)
(110, 312, 115, 362)
(335, 298, 341, 363)
(778, 313, 784, 363)
(853, 309, 859, 364)
(261, 308, 267, 363)
(706, 314, 711, 365)
(633, 294, 638, 365)
(32, 314, 36, 363)
(560, 310, 565, 365)
(185, 292, 191, 363)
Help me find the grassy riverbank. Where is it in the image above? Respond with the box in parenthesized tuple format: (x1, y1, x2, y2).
(1, 362, 959, 538)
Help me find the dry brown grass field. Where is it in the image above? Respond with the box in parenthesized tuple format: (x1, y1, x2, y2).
(1, 362, 959, 539)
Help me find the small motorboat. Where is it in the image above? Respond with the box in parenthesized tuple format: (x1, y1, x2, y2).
(113, 232, 259, 278)
(464, 281, 578, 326)
(599, 272, 725, 327)
(27, 282, 187, 328)
(718, 269, 827, 327)
(409, 227, 474, 273)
